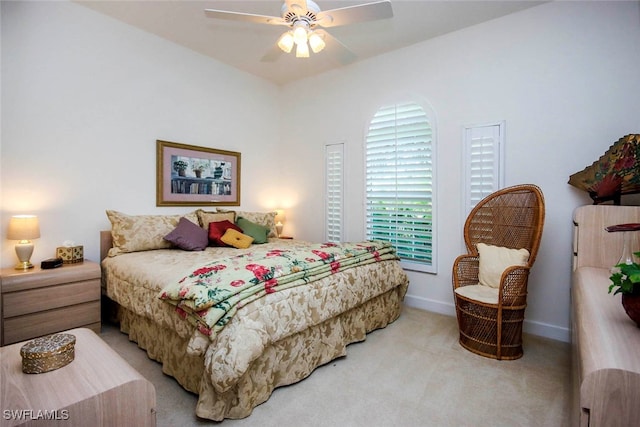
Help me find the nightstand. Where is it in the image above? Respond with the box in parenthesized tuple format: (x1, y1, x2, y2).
(0, 261, 101, 346)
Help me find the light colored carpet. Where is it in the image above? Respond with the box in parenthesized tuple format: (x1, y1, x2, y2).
(100, 306, 572, 426)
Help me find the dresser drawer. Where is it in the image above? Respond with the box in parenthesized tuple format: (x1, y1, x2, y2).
(3, 301, 101, 345)
(3, 279, 100, 318)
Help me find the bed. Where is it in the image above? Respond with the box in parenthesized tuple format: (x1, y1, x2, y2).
(100, 209, 409, 421)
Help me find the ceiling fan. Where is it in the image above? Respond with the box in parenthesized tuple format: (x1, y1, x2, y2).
(204, 0, 393, 64)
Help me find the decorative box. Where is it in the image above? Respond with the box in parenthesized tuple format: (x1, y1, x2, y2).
(56, 245, 84, 264)
(20, 333, 76, 374)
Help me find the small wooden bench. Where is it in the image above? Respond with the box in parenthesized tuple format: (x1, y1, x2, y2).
(1, 327, 156, 426)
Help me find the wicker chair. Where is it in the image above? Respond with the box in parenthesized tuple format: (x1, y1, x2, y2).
(452, 184, 545, 360)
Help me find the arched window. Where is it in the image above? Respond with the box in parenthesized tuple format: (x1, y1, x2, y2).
(365, 101, 436, 272)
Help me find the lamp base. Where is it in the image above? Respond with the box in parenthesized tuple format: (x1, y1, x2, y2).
(15, 261, 34, 270)
(15, 240, 35, 270)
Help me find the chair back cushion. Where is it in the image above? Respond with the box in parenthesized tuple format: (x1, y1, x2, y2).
(477, 243, 530, 288)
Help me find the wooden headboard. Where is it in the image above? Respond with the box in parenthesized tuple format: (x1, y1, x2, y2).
(100, 230, 113, 262)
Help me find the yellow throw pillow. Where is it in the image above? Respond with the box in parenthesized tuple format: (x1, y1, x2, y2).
(477, 243, 530, 288)
(221, 228, 254, 249)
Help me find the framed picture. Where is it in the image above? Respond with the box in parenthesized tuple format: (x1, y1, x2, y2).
(156, 140, 241, 206)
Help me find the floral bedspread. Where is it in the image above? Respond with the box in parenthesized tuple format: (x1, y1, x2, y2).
(159, 241, 398, 338)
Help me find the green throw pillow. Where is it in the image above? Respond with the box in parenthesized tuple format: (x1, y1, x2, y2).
(236, 217, 270, 244)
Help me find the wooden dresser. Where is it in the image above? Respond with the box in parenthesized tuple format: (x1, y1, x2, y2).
(572, 205, 640, 427)
(0, 261, 101, 346)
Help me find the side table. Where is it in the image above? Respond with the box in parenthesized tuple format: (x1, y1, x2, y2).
(1, 261, 101, 346)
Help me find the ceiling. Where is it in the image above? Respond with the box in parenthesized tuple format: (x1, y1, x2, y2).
(75, 0, 545, 86)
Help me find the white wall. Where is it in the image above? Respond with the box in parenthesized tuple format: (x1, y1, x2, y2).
(279, 1, 640, 341)
(3, 1, 639, 342)
(1, 1, 282, 266)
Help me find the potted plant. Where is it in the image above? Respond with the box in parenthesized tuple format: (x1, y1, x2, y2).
(192, 161, 208, 178)
(609, 252, 640, 327)
(173, 160, 188, 177)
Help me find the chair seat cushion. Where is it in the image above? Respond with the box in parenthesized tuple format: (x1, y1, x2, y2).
(477, 243, 530, 288)
(454, 284, 499, 304)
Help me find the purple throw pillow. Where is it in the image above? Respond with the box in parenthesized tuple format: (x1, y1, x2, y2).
(164, 217, 208, 251)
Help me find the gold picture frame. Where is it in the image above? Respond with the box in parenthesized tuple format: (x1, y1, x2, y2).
(156, 140, 241, 206)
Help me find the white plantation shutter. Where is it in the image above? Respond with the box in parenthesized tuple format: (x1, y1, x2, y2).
(325, 143, 344, 242)
(464, 122, 504, 215)
(365, 102, 435, 272)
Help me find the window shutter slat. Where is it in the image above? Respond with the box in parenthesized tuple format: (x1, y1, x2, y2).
(325, 143, 344, 242)
(365, 102, 434, 269)
(463, 122, 504, 215)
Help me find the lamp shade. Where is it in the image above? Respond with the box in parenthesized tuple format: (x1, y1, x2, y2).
(308, 32, 325, 53)
(293, 23, 308, 46)
(277, 32, 294, 53)
(8, 215, 40, 240)
(295, 41, 309, 58)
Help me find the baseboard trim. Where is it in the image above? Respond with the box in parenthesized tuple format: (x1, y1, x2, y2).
(523, 319, 570, 343)
(403, 294, 570, 343)
(403, 294, 455, 317)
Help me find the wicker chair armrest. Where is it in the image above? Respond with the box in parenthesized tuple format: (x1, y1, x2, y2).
(499, 266, 531, 307)
(452, 254, 480, 289)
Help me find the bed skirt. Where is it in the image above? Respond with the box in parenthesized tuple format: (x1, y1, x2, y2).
(112, 283, 406, 420)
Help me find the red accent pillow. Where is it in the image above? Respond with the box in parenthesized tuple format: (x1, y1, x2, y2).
(208, 220, 242, 246)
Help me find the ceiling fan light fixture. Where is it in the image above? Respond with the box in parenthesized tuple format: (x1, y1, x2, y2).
(205, 0, 395, 63)
(308, 32, 325, 53)
(292, 22, 309, 46)
(277, 31, 295, 53)
(295, 41, 310, 58)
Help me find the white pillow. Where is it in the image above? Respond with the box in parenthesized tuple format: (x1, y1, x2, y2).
(477, 243, 530, 288)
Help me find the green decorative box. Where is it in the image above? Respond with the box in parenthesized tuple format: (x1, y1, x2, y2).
(56, 245, 84, 264)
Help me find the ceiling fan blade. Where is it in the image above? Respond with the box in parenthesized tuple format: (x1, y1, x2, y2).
(261, 44, 284, 63)
(285, 0, 309, 18)
(316, 30, 357, 65)
(204, 9, 287, 26)
(315, 0, 393, 28)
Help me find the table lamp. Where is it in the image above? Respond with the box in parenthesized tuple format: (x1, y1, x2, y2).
(8, 215, 40, 270)
(275, 210, 286, 237)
